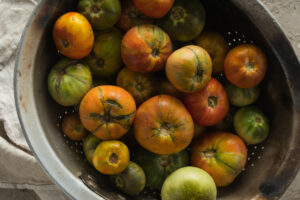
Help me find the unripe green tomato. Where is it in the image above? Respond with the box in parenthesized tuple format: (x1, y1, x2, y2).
(48, 58, 92, 106)
(234, 107, 269, 144)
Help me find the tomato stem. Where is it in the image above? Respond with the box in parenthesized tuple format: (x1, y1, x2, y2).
(207, 96, 218, 108)
(61, 39, 69, 48)
(152, 48, 160, 57)
(171, 7, 185, 21)
(109, 153, 119, 164)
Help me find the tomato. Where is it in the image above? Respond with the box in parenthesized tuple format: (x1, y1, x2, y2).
(85, 28, 123, 79)
(135, 148, 189, 190)
(117, 0, 153, 32)
(224, 44, 268, 88)
(234, 107, 269, 144)
(225, 83, 260, 107)
(79, 86, 136, 140)
(161, 167, 217, 200)
(183, 78, 229, 126)
(134, 95, 194, 155)
(158, 0, 206, 41)
(121, 25, 172, 73)
(77, 0, 121, 30)
(191, 132, 247, 187)
(166, 45, 212, 93)
(61, 114, 88, 141)
(158, 79, 182, 99)
(116, 67, 158, 105)
(93, 140, 130, 175)
(83, 133, 101, 164)
(195, 31, 229, 74)
(48, 58, 92, 106)
(110, 161, 146, 196)
(53, 12, 94, 59)
(133, 0, 174, 18)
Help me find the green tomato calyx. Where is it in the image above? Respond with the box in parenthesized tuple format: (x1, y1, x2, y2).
(96, 58, 105, 68)
(61, 39, 70, 48)
(152, 48, 160, 57)
(203, 149, 216, 158)
(158, 156, 173, 168)
(92, 5, 101, 13)
(245, 61, 255, 71)
(160, 122, 175, 136)
(208, 96, 218, 108)
(171, 7, 185, 21)
(109, 153, 119, 164)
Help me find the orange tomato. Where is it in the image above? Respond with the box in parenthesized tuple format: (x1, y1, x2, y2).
(53, 12, 94, 59)
(121, 25, 172, 73)
(133, 0, 175, 18)
(134, 95, 194, 155)
(61, 114, 88, 141)
(93, 140, 130, 175)
(194, 31, 229, 74)
(224, 44, 267, 88)
(79, 86, 136, 140)
(191, 132, 247, 187)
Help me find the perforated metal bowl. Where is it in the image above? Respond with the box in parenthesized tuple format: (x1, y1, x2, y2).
(14, 0, 300, 200)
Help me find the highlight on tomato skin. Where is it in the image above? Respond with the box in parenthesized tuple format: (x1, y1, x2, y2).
(53, 12, 94, 59)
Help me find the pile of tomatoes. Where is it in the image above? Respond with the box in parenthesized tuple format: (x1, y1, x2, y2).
(48, 0, 270, 199)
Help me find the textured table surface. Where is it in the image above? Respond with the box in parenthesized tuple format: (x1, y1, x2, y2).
(0, 0, 299, 199)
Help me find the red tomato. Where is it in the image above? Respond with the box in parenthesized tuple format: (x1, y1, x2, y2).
(133, 0, 175, 18)
(183, 78, 229, 126)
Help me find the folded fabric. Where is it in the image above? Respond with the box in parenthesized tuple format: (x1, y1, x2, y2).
(0, 0, 69, 199)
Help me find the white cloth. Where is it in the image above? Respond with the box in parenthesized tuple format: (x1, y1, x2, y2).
(0, 0, 69, 199)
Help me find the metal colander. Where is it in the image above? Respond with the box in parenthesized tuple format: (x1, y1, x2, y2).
(15, 0, 300, 200)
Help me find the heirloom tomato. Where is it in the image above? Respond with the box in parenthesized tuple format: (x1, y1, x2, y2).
(79, 86, 136, 140)
(134, 95, 194, 155)
(191, 132, 247, 187)
(121, 25, 172, 73)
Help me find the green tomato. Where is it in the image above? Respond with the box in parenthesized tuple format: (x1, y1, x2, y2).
(110, 161, 146, 196)
(134, 148, 189, 190)
(48, 58, 92, 106)
(161, 166, 217, 200)
(158, 0, 206, 42)
(85, 28, 123, 78)
(226, 83, 260, 107)
(77, 0, 121, 30)
(83, 133, 101, 164)
(234, 107, 269, 144)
